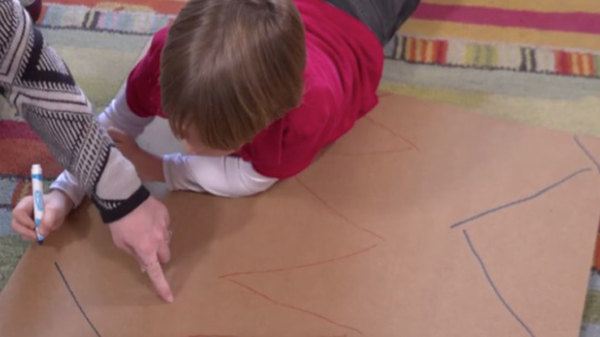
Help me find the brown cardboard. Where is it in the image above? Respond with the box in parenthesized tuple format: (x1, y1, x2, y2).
(1, 95, 599, 337)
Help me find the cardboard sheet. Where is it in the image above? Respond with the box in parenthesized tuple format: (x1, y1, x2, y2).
(1, 95, 600, 337)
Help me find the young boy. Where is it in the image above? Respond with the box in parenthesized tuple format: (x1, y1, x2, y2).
(8, 0, 419, 302)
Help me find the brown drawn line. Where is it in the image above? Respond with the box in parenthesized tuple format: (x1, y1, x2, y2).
(295, 178, 385, 242)
(228, 279, 363, 335)
(220, 244, 378, 279)
(364, 116, 420, 151)
(329, 147, 412, 156)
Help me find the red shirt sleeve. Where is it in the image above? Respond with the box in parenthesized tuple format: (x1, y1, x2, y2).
(125, 27, 169, 118)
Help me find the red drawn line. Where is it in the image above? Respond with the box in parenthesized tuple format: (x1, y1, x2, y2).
(329, 148, 412, 156)
(189, 335, 240, 337)
(220, 244, 378, 279)
(364, 116, 420, 151)
(296, 178, 385, 242)
(228, 279, 363, 335)
(190, 334, 348, 337)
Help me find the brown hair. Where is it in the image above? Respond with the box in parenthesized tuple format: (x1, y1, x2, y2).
(160, 0, 306, 150)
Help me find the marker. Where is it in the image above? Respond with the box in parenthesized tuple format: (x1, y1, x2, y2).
(31, 164, 45, 244)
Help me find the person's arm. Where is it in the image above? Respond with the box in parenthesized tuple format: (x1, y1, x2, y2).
(1, 0, 173, 302)
(162, 154, 278, 197)
(0, 0, 148, 223)
(106, 126, 278, 197)
(51, 89, 155, 208)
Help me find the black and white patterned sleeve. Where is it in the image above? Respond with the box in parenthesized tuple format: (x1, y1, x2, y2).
(0, 0, 150, 223)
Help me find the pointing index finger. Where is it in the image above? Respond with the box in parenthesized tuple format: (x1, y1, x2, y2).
(142, 256, 174, 303)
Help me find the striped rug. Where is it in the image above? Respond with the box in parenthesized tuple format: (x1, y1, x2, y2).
(1, 0, 600, 335)
(392, 36, 600, 79)
(35, 2, 600, 79)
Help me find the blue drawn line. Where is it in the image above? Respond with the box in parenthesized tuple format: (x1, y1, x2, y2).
(574, 135, 600, 173)
(54, 262, 102, 337)
(450, 167, 592, 229)
(463, 230, 535, 337)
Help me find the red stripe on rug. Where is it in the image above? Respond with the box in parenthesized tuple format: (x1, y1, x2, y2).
(413, 3, 600, 35)
(420, 40, 428, 62)
(0, 121, 40, 140)
(409, 38, 417, 62)
(437, 40, 448, 64)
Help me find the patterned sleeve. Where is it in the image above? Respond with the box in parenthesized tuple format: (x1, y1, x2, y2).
(0, 0, 149, 223)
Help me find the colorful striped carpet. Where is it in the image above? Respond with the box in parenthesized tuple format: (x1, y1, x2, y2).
(1, 0, 600, 335)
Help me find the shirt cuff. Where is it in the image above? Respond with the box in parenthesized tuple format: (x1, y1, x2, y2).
(50, 171, 87, 208)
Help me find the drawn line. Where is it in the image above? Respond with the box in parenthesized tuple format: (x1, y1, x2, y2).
(574, 135, 600, 173)
(188, 333, 348, 337)
(329, 148, 412, 156)
(188, 334, 241, 337)
(54, 262, 102, 337)
(364, 116, 420, 151)
(228, 279, 363, 335)
(220, 244, 378, 279)
(296, 178, 385, 241)
(462, 230, 535, 337)
(450, 167, 592, 229)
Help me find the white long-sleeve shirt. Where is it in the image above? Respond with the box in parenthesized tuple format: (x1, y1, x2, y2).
(51, 88, 277, 206)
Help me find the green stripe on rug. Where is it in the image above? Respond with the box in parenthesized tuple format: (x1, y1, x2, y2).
(379, 81, 600, 137)
(41, 29, 150, 109)
(583, 290, 600, 324)
(0, 236, 28, 291)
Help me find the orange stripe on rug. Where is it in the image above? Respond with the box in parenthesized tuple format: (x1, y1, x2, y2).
(400, 20, 600, 51)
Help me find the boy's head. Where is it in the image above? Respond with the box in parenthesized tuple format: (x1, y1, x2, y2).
(160, 0, 306, 156)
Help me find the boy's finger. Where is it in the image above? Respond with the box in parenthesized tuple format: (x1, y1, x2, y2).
(107, 127, 125, 139)
(107, 128, 121, 141)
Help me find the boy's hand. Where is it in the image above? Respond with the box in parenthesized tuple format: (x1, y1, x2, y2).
(107, 127, 165, 183)
(108, 196, 174, 303)
(107, 127, 141, 160)
(11, 190, 74, 241)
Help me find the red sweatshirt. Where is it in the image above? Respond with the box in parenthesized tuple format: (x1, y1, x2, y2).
(126, 0, 384, 179)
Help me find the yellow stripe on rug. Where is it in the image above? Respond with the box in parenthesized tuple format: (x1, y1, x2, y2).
(401, 20, 600, 52)
(422, 0, 600, 13)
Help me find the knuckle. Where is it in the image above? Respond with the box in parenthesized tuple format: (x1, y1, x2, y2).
(148, 267, 163, 280)
(154, 231, 165, 243)
(138, 242, 155, 256)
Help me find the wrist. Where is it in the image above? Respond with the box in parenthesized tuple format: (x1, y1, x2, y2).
(133, 150, 165, 182)
(49, 189, 75, 212)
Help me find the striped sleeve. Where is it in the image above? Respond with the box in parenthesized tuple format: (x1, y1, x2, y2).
(0, 0, 149, 223)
